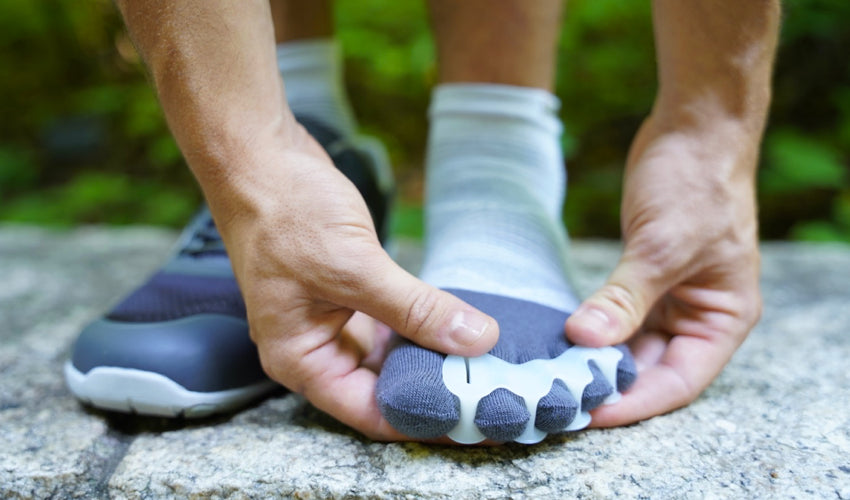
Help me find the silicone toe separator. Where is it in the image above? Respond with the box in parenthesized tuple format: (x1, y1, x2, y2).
(441, 346, 623, 445)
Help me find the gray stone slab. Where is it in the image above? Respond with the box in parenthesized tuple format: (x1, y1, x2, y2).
(1, 226, 849, 499)
(0, 226, 174, 499)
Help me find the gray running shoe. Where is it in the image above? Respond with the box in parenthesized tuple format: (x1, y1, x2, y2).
(65, 117, 394, 417)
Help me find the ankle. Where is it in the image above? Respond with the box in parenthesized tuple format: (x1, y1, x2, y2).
(426, 83, 566, 219)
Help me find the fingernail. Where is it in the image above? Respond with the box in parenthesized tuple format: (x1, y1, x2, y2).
(449, 310, 490, 346)
(575, 306, 614, 338)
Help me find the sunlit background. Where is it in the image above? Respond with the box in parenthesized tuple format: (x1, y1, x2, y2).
(1, 0, 848, 242)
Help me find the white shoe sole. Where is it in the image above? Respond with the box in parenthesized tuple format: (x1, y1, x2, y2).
(64, 361, 278, 418)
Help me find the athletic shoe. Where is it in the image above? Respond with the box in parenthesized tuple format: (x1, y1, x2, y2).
(64, 117, 394, 417)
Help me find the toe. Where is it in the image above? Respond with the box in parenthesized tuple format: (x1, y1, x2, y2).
(376, 343, 460, 439)
(581, 360, 614, 410)
(474, 388, 530, 442)
(535, 379, 578, 433)
(615, 344, 637, 391)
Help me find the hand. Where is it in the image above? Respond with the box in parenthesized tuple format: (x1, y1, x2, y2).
(565, 116, 762, 426)
(204, 124, 498, 440)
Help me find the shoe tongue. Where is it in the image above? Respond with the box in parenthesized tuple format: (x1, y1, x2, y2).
(180, 220, 227, 257)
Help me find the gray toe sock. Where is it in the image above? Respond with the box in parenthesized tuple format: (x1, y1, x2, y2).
(581, 361, 615, 410)
(615, 344, 638, 390)
(375, 343, 460, 439)
(376, 288, 637, 441)
(376, 84, 638, 441)
(474, 389, 530, 442)
(535, 379, 578, 433)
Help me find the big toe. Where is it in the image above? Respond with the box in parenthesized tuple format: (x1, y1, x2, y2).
(474, 388, 530, 442)
(535, 379, 578, 433)
(376, 343, 460, 439)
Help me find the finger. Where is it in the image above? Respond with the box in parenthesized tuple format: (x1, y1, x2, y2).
(587, 332, 736, 427)
(360, 320, 393, 372)
(302, 365, 411, 441)
(627, 329, 671, 372)
(565, 249, 682, 347)
(264, 317, 410, 441)
(587, 362, 690, 428)
(340, 252, 499, 356)
(340, 311, 377, 359)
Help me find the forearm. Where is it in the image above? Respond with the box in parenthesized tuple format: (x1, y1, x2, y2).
(115, 0, 296, 187)
(650, 0, 780, 139)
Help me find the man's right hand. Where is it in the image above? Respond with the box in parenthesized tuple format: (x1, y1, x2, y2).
(206, 124, 498, 440)
(111, 0, 498, 440)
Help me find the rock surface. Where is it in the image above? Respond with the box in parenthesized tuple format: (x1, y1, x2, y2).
(1, 225, 849, 499)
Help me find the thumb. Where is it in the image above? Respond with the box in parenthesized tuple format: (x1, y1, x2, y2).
(566, 252, 674, 347)
(342, 252, 499, 357)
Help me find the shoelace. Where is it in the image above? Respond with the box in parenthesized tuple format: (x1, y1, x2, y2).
(180, 217, 227, 256)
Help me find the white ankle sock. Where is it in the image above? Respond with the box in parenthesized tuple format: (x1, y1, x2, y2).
(276, 38, 357, 137)
(421, 83, 579, 312)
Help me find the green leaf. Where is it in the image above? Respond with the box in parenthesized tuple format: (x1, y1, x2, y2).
(761, 129, 847, 193)
(390, 201, 423, 240)
(790, 220, 850, 243)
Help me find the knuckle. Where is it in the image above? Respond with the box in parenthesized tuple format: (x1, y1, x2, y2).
(256, 347, 289, 389)
(295, 366, 327, 401)
(252, 328, 310, 395)
(601, 282, 644, 325)
(402, 285, 440, 340)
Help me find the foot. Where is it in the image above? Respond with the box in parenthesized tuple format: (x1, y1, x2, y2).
(375, 84, 637, 443)
(65, 117, 393, 418)
(378, 289, 635, 443)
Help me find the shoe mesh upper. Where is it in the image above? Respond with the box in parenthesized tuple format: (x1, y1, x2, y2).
(105, 116, 388, 325)
(107, 271, 246, 322)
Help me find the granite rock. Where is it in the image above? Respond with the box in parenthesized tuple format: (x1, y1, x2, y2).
(1, 226, 848, 499)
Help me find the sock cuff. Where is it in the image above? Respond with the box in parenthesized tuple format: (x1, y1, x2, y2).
(276, 37, 358, 136)
(429, 83, 562, 134)
(276, 38, 340, 73)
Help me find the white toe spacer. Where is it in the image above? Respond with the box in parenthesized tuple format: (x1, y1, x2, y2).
(441, 347, 623, 444)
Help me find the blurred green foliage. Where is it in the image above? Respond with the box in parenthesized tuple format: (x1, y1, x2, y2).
(0, 0, 848, 242)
